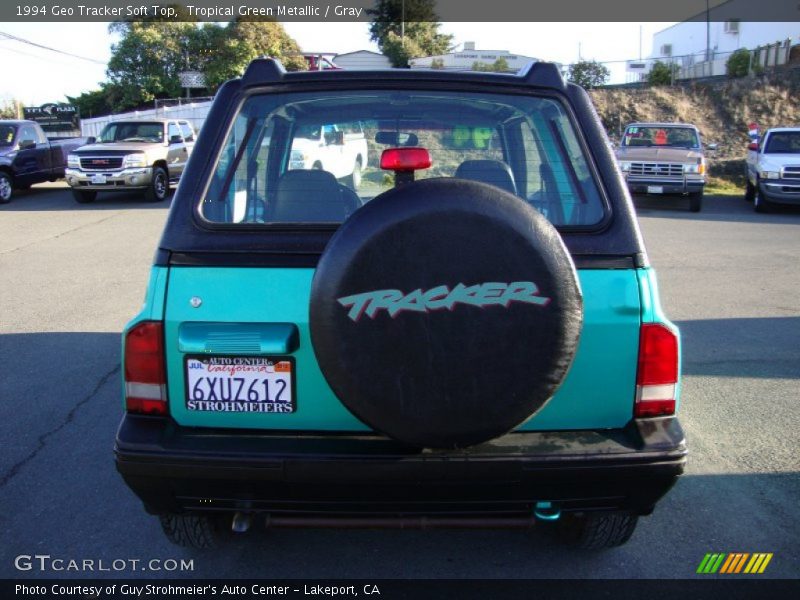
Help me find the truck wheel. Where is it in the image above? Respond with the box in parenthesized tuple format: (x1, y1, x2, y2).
(689, 192, 702, 213)
(159, 513, 218, 549)
(145, 166, 169, 202)
(558, 512, 639, 549)
(754, 188, 772, 213)
(72, 189, 97, 204)
(310, 178, 583, 449)
(744, 179, 755, 202)
(346, 158, 362, 191)
(0, 172, 13, 204)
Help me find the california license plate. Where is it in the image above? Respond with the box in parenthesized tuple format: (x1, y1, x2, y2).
(90, 174, 107, 184)
(185, 356, 295, 413)
(647, 185, 664, 194)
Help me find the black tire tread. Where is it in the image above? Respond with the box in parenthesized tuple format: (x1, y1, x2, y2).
(145, 166, 169, 202)
(159, 513, 217, 549)
(560, 513, 639, 550)
(72, 189, 96, 204)
(689, 192, 702, 213)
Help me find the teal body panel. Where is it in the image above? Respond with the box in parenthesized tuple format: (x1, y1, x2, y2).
(637, 267, 682, 409)
(158, 267, 643, 431)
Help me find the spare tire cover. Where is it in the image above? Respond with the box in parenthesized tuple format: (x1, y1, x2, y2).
(310, 178, 582, 448)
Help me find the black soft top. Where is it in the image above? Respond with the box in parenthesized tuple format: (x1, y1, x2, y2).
(157, 59, 647, 269)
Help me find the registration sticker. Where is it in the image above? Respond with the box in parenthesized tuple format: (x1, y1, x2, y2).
(185, 356, 295, 413)
(647, 185, 664, 194)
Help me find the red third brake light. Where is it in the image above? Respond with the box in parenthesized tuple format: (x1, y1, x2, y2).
(635, 323, 679, 418)
(124, 321, 168, 416)
(380, 147, 432, 172)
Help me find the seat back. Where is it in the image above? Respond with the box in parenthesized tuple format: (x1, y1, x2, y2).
(454, 159, 517, 195)
(272, 169, 352, 222)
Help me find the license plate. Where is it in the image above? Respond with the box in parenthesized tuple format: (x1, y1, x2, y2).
(90, 174, 107, 184)
(185, 356, 295, 413)
(647, 185, 664, 194)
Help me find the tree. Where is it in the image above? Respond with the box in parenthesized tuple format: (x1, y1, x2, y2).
(201, 20, 306, 89)
(647, 60, 679, 86)
(368, 0, 453, 67)
(0, 100, 19, 119)
(472, 58, 511, 73)
(105, 12, 305, 111)
(567, 60, 610, 89)
(107, 18, 201, 110)
(726, 48, 753, 78)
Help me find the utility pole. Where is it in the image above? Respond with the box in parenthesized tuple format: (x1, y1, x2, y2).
(401, 0, 405, 47)
(706, 0, 711, 75)
(639, 25, 642, 61)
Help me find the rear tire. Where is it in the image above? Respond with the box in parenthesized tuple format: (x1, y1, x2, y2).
(689, 192, 702, 213)
(744, 179, 756, 202)
(159, 513, 218, 549)
(0, 172, 12, 204)
(346, 158, 362, 191)
(145, 166, 169, 202)
(558, 512, 639, 549)
(72, 189, 97, 204)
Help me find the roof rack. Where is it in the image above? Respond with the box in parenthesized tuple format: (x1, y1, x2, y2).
(241, 57, 566, 90)
(242, 58, 286, 86)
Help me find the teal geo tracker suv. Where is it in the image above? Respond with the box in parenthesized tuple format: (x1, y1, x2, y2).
(114, 59, 686, 549)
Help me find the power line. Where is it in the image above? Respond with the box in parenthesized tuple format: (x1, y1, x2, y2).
(0, 31, 106, 65)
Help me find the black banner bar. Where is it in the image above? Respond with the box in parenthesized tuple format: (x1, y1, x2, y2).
(2, 0, 800, 23)
(4, 579, 800, 600)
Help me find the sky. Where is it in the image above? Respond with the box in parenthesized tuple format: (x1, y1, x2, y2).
(0, 21, 674, 106)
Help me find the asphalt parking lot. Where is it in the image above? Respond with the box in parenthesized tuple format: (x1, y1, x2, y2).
(1, 183, 798, 579)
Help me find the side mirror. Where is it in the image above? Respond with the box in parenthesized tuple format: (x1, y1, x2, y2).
(706, 143, 718, 150)
(18, 139, 35, 150)
(169, 134, 183, 144)
(86, 136, 96, 145)
(334, 130, 345, 146)
(747, 142, 759, 151)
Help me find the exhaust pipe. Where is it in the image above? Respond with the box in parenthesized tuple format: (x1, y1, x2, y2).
(231, 511, 252, 533)
(533, 501, 561, 521)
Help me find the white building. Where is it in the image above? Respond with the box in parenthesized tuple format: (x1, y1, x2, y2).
(333, 50, 392, 70)
(650, 20, 798, 78)
(410, 42, 542, 72)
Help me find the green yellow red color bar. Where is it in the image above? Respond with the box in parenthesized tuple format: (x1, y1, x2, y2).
(697, 553, 773, 574)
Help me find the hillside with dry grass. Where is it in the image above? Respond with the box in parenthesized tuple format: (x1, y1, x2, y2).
(589, 72, 800, 181)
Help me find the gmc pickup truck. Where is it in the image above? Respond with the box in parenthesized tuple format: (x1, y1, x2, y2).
(615, 122, 706, 212)
(0, 120, 88, 204)
(745, 127, 800, 213)
(66, 118, 195, 203)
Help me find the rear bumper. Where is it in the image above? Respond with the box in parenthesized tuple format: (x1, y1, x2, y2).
(625, 177, 704, 195)
(115, 415, 687, 521)
(760, 180, 800, 205)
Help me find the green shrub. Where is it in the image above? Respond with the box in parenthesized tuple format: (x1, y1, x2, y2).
(726, 49, 751, 78)
(647, 61, 679, 86)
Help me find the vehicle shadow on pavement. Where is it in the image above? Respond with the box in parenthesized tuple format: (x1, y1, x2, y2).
(633, 194, 800, 224)
(677, 317, 800, 379)
(0, 186, 173, 211)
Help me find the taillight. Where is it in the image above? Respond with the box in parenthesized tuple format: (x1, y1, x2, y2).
(124, 321, 168, 416)
(635, 323, 679, 418)
(380, 147, 432, 172)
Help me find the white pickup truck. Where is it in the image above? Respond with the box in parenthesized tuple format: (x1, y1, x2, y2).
(288, 123, 368, 190)
(745, 127, 800, 213)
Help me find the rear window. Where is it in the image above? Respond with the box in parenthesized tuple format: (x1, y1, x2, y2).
(201, 90, 606, 227)
(764, 131, 800, 154)
(622, 125, 700, 149)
